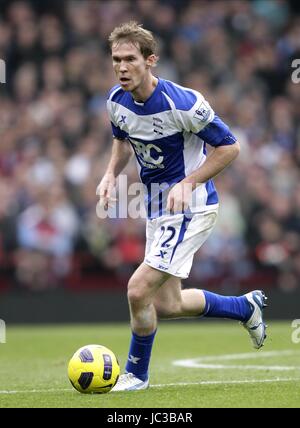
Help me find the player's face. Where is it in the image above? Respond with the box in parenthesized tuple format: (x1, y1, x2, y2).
(111, 42, 150, 92)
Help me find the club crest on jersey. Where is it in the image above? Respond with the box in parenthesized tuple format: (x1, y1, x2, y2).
(153, 117, 164, 136)
(194, 101, 210, 122)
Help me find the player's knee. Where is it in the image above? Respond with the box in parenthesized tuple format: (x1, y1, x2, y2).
(127, 278, 148, 305)
(127, 288, 143, 306)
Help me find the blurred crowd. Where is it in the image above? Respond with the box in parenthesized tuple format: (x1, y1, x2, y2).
(0, 0, 299, 292)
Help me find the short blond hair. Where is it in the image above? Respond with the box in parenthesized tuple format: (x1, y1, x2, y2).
(108, 21, 158, 60)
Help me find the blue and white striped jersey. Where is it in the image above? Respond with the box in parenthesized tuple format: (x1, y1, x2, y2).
(107, 78, 237, 219)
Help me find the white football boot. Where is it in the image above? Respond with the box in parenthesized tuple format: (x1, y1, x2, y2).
(242, 290, 268, 349)
(111, 373, 149, 392)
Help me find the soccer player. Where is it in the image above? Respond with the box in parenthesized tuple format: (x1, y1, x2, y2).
(96, 22, 267, 392)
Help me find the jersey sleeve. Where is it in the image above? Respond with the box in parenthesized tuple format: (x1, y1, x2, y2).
(106, 98, 128, 140)
(197, 114, 237, 147)
(177, 91, 237, 147)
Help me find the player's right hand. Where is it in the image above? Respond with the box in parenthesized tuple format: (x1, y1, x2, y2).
(96, 172, 117, 212)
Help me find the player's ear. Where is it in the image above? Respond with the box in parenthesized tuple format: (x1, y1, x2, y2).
(146, 54, 159, 68)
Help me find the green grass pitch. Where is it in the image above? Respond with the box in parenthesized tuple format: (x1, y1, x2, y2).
(0, 321, 299, 408)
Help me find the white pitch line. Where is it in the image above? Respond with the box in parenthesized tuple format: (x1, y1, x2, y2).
(0, 388, 72, 395)
(173, 349, 300, 371)
(173, 363, 299, 371)
(0, 378, 299, 395)
(190, 350, 300, 361)
(151, 378, 300, 388)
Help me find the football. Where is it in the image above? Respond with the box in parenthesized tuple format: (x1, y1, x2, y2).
(68, 344, 120, 394)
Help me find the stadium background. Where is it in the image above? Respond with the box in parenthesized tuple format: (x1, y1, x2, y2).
(0, 0, 299, 322)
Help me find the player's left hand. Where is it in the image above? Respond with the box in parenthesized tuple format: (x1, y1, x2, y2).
(166, 181, 193, 214)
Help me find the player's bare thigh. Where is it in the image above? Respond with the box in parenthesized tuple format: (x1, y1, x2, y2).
(127, 262, 171, 304)
(128, 263, 201, 318)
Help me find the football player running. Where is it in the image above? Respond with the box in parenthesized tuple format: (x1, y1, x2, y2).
(97, 22, 267, 392)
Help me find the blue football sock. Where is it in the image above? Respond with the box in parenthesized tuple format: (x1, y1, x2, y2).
(202, 290, 252, 322)
(125, 330, 157, 381)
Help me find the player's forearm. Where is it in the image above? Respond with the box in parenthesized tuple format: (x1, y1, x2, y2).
(105, 138, 133, 178)
(182, 142, 240, 189)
